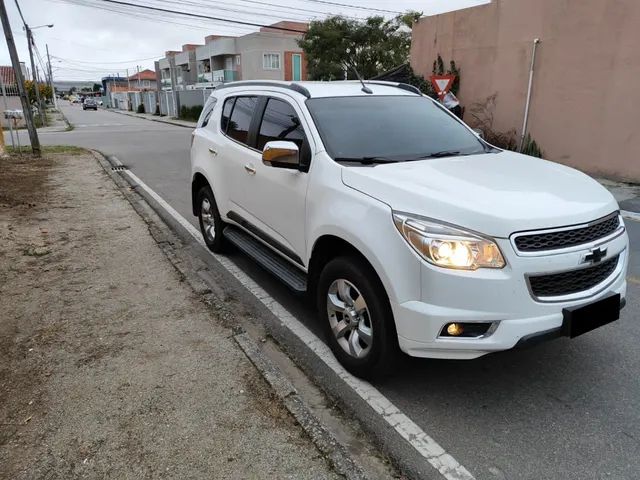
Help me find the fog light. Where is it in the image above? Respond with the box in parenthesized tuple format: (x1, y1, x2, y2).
(446, 323, 464, 336)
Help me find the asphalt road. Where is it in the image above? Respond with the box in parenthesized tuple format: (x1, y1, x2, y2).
(15, 103, 640, 479)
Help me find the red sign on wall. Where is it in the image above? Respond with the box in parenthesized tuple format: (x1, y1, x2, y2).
(429, 75, 456, 99)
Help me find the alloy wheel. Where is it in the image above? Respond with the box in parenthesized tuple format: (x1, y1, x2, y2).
(200, 197, 215, 242)
(326, 279, 373, 359)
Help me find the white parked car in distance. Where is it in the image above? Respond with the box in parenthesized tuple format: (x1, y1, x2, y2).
(190, 80, 628, 378)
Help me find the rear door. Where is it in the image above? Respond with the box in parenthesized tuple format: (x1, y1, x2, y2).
(217, 95, 262, 221)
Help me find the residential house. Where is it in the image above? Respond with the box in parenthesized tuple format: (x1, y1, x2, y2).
(156, 44, 199, 91)
(410, 0, 640, 181)
(191, 21, 308, 88)
(128, 69, 157, 91)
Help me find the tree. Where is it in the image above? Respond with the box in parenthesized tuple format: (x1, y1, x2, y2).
(298, 14, 419, 80)
(93, 83, 101, 92)
(24, 80, 52, 104)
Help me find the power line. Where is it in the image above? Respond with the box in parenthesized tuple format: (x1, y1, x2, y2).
(94, 0, 308, 32)
(13, 0, 27, 27)
(52, 54, 160, 64)
(153, 0, 318, 22)
(51, 0, 258, 33)
(296, 0, 400, 14)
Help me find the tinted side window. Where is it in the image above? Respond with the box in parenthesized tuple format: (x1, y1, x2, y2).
(257, 98, 306, 151)
(221, 97, 235, 133)
(199, 98, 217, 128)
(227, 96, 258, 146)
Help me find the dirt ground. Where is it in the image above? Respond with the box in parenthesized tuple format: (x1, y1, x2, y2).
(0, 150, 339, 479)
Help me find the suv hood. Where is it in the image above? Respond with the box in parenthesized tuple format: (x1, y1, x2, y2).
(341, 151, 618, 238)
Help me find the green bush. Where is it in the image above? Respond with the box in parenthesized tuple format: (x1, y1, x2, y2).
(179, 105, 203, 121)
(520, 133, 544, 158)
(137, 103, 145, 114)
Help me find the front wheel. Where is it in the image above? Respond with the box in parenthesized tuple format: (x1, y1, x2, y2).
(196, 185, 228, 253)
(317, 256, 398, 379)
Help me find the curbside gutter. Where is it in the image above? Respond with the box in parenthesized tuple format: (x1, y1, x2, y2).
(91, 149, 369, 480)
(107, 109, 196, 129)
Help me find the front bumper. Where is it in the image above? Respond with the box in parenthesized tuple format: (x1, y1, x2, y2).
(393, 230, 629, 359)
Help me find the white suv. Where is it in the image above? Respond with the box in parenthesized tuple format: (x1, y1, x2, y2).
(190, 80, 628, 378)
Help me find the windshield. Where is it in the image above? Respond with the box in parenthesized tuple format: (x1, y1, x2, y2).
(306, 95, 489, 162)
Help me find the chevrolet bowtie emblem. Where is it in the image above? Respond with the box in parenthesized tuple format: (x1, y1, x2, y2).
(584, 247, 607, 264)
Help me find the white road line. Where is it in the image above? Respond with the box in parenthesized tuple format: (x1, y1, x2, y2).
(123, 168, 475, 480)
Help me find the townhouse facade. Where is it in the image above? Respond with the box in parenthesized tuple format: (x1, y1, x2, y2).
(155, 21, 308, 91)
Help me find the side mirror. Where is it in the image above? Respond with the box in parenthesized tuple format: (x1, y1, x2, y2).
(262, 141, 300, 169)
(472, 128, 485, 140)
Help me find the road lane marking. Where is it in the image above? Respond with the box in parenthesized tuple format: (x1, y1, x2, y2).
(121, 167, 475, 480)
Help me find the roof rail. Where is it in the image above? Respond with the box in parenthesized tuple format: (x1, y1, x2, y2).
(213, 81, 310, 98)
(289, 83, 311, 98)
(396, 83, 422, 95)
(365, 80, 422, 96)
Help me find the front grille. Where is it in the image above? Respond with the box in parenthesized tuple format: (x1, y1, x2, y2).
(529, 255, 619, 298)
(514, 214, 620, 252)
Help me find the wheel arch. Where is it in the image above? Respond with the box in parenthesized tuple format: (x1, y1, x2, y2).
(308, 234, 390, 308)
(191, 171, 210, 216)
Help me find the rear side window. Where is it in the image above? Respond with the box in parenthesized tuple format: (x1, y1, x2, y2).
(221, 97, 235, 133)
(227, 96, 258, 146)
(256, 98, 306, 151)
(198, 98, 217, 128)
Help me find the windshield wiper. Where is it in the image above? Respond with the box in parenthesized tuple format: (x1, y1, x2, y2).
(333, 156, 399, 165)
(419, 150, 463, 158)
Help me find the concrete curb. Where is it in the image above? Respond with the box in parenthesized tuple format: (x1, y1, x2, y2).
(234, 333, 367, 480)
(90, 149, 369, 480)
(108, 109, 196, 129)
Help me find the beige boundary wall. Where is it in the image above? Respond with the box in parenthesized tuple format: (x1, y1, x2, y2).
(410, 0, 640, 181)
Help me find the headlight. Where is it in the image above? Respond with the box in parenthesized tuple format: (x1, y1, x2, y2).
(392, 212, 505, 270)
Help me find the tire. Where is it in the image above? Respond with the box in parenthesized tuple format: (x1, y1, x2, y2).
(196, 185, 228, 253)
(317, 256, 399, 379)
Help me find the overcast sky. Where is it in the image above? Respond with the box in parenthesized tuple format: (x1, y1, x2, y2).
(0, 0, 488, 81)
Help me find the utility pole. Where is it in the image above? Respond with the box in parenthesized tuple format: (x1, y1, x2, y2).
(46, 43, 57, 109)
(26, 26, 44, 126)
(0, 0, 40, 155)
(168, 54, 180, 117)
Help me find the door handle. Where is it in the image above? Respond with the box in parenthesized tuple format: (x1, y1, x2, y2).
(208, 147, 217, 156)
(244, 164, 256, 175)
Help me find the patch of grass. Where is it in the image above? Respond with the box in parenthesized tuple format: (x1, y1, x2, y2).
(7, 145, 88, 155)
(23, 246, 50, 257)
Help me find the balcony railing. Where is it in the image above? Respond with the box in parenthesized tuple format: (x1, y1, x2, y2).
(197, 71, 214, 83)
(212, 69, 238, 82)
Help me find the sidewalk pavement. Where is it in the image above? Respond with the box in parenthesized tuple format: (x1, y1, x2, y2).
(0, 149, 341, 479)
(597, 177, 640, 214)
(109, 108, 196, 128)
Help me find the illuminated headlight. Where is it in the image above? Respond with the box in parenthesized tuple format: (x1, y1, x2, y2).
(392, 212, 505, 270)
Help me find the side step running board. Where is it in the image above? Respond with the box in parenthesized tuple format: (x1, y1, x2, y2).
(223, 226, 307, 294)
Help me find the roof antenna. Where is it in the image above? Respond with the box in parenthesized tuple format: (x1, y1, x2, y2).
(342, 59, 372, 94)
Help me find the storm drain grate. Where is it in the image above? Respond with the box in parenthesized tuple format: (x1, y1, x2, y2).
(111, 165, 128, 171)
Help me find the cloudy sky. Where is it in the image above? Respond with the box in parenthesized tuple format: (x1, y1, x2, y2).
(0, 0, 487, 81)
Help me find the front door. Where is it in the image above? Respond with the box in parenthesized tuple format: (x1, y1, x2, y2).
(292, 54, 302, 81)
(235, 95, 311, 265)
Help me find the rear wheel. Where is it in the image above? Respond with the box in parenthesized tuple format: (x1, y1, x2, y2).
(317, 256, 398, 379)
(196, 185, 228, 253)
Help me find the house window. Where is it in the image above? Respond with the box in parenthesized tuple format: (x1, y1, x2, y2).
(263, 53, 280, 70)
